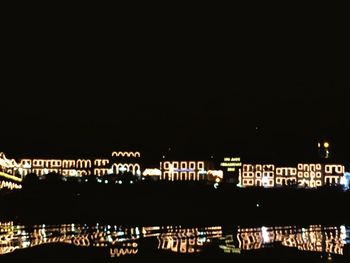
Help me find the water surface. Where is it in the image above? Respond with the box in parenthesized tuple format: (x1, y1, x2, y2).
(1, 221, 349, 262)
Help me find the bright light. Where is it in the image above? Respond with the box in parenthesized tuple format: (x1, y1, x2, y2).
(119, 166, 127, 172)
(256, 203, 260, 207)
(340, 225, 346, 242)
(261, 226, 270, 243)
(214, 183, 219, 189)
(23, 163, 31, 169)
(104, 180, 108, 184)
(208, 170, 223, 178)
(324, 142, 330, 148)
(262, 176, 269, 185)
(341, 172, 350, 190)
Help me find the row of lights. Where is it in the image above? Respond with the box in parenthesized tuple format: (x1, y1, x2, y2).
(85, 178, 134, 185)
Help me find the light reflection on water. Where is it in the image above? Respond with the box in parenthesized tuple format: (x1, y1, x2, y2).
(0, 221, 349, 258)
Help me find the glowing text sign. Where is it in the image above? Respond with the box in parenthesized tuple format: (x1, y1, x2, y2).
(220, 157, 242, 173)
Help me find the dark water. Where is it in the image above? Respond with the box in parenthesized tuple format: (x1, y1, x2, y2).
(1, 221, 349, 262)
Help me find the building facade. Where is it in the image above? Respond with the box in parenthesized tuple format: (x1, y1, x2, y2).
(239, 163, 345, 188)
(3, 151, 141, 178)
(159, 161, 221, 182)
(0, 152, 23, 190)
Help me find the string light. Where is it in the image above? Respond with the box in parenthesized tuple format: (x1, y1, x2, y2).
(240, 163, 345, 188)
(160, 161, 206, 181)
(1, 151, 142, 180)
(112, 151, 140, 158)
(0, 180, 22, 190)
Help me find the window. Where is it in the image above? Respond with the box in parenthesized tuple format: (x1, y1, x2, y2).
(172, 162, 179, 169)
(189, 162, 195, 169)
(197, 162, 204, 170)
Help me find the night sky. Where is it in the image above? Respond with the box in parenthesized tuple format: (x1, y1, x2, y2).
(1, 19, 348, 165)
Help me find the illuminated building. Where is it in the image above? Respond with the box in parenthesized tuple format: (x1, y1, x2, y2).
(0, 152, 23, 190)
(239, 163, 345, 188)
(110, 151, 141, 176)
(0, 152, 22, 180)
(159, 161, 216, 181)
(1, 151, 141, 180)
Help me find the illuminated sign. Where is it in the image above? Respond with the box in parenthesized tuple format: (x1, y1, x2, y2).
(220, 157, 242, 173)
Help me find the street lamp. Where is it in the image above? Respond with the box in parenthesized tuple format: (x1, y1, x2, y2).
(318, 141, 330, 159)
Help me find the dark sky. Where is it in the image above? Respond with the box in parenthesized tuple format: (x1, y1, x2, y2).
(1, 17, 348, 164)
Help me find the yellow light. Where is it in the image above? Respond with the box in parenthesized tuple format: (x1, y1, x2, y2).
(143, 168, 162, 176)
(208, 170, 223, 178)
(323, 142, 330, 148)
(0, 172, 22, 182)
(112, 151, 140, 158)
(0, 180, 22, 190)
